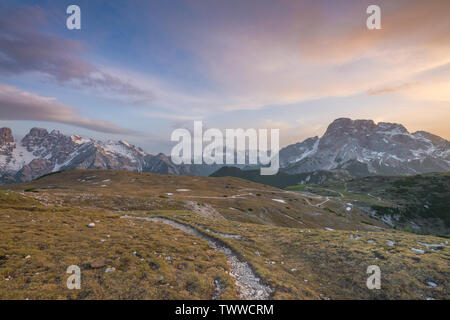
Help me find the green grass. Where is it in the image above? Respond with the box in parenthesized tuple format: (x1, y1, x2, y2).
(287, 173, 450, 236)
(286, 184, 306, 191)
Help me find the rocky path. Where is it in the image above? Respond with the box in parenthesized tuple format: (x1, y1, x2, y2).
(121, 215, 272, 300)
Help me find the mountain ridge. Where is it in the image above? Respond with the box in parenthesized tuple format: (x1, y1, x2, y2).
(279, 118, 450, 176)
(0, 127, 197, 184)
(1, 118, 449, 184)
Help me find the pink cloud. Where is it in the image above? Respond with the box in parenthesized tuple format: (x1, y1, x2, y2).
(0, 83, 134, 134)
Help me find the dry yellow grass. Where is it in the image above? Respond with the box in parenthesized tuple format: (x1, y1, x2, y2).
(0, 170, 448, 299)
(0, 192, 236, 299)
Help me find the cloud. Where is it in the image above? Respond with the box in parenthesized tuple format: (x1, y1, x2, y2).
(368, 82, 417, 95)
(0, 5, 152, 104)
(166, 0, 450, 111)
(0, 83, 134, 134)
(140, 110, 203, 121)
(374, 63, 450, 101)
(1, 0, 448, 143)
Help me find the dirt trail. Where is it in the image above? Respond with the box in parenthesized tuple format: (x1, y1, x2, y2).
(121, 215, 272, 300)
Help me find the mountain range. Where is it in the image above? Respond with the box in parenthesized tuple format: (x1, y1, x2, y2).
(280, 118, 450, 176)
(0, 127, 219, 184)
(1, 118, 449, 184)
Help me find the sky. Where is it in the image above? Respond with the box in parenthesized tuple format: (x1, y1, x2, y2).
(0, 0, 449, 154)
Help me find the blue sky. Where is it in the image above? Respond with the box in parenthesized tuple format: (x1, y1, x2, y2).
(0, 0, 449, 153)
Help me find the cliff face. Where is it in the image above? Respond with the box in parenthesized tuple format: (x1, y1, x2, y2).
(0, 127, 14, 145)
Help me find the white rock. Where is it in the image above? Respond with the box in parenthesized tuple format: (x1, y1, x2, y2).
(411, 248, 425, 254)
(417, 241, 446, 249)
(386, 240, 395, 246)
(427, 282, 438, 288)
(87, 223, 95, 228)
(105, 267, 116, 273)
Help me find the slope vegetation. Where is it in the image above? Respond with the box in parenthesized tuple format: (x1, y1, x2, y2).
(0, 170, 448, 299)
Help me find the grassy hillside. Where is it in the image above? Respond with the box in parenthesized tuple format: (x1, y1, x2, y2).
(314, 173, 450, 236)
(213, 167, 450, 237)
(0, 170, 448, 299)
(210, 166, 353, 188)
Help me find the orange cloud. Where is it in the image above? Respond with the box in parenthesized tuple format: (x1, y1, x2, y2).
(168, 0, 450, 112)
(368, 82, 418, 95)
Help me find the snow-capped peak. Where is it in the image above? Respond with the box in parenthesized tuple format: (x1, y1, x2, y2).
(280, 118, 450, 176)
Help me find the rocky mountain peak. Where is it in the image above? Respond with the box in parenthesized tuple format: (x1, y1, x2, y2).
(376, 122, 408, 134)
(0, 127, 203, 184)
(323, 118, 376, 138)
(50, 129, 63, 137)
(280, 118, 450, 176)
(0, 127, 14, 145)
(70, 135, 91, 145)
(1, 119, 449, 184)
(156, 153, 170, 161)
(28, 127, 49, 137)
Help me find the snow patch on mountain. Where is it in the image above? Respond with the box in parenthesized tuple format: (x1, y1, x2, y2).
(0, 127, 188, 184)
(0, 142, 35, 172)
